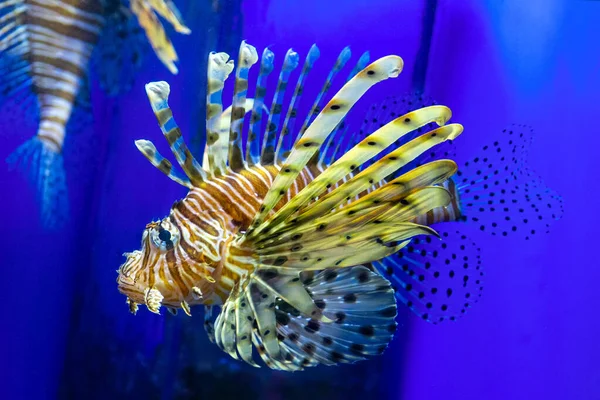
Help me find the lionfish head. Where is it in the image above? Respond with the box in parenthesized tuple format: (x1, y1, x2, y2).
(116, 214, 215, 316)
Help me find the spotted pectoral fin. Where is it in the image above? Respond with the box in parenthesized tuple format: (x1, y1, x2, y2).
(213, 266, 398, 371)
(373, 226, 484, 323)
(213, 266, 327, 367)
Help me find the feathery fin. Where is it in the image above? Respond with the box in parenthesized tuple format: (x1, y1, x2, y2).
(297, 159, 458, 229)
(251, 186, 450, 271)
(259, 105, 453, 238)
(246, 55, 404, 238)
(214, 266, 397, 370)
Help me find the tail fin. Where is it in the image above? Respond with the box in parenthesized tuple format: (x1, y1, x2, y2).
(6, 137, 68, 229)
(454, 123, 564, 240)
(213, 266, 397, 370)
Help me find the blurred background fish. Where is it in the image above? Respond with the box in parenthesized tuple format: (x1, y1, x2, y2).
(0, 0, 190, 229)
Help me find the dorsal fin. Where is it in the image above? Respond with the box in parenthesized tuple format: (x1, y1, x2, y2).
(205, 51, 235, 176)
(246, 48, 275, 166)
(295, 47, 352, 143)
(260, 49, 300, 165)
(318, 51, 371, 165)
(274, 44, 320, 164)
(228, 41, 259, 171)
(244, 55, 404, 239)
(250, 104, 451, 240)
(144, 81, 206, 185)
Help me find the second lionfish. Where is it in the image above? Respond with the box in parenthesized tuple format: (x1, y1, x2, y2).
(0, 0, 190, 228)
(117, 42, 480, 371)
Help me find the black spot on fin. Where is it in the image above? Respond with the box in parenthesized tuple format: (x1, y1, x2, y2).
(351, 93, 456, 178)
(273, 266, 397, 369)
(455, 123, 564, 240)
(374, 227, 484, 324)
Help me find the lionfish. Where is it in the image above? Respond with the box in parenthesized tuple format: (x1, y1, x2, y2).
(116, 41, 563, 371)
(0, 0, 190, 228)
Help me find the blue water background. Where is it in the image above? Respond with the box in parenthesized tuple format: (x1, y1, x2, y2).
(1, 0, 599, 399)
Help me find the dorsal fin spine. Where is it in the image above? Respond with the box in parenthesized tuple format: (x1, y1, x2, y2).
(274, 44, 320, 164)
(228, 41, 258, 171)
(260, 48, 300, 165)
(206, 51, 235, 176)
(246, 48, 275, 166)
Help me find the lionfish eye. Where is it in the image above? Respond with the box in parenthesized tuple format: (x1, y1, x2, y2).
(158, 228, 171, 242)
(150, 223, 177, 250)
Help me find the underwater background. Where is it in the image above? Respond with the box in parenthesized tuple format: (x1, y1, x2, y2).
(1, 0, 599, 399)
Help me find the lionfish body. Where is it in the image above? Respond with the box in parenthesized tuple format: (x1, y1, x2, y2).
(117, 41, 564, 370)
(117, 41, 471, 371)
(1, 0, 190, 228)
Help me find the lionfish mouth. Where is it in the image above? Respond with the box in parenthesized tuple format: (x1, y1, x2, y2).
(116, 251, 165, 315)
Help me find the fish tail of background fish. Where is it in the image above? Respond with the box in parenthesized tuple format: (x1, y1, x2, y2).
(129, 0, 191, 75)
(2, 0, 103, 229)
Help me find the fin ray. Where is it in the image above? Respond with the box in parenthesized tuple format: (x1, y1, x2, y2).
(228, 41, 259, 171)
(246, 55, 405, 238)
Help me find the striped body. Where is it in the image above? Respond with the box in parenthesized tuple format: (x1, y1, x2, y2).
(116, 160, 404, 309)
(23, 0, 103, 151)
